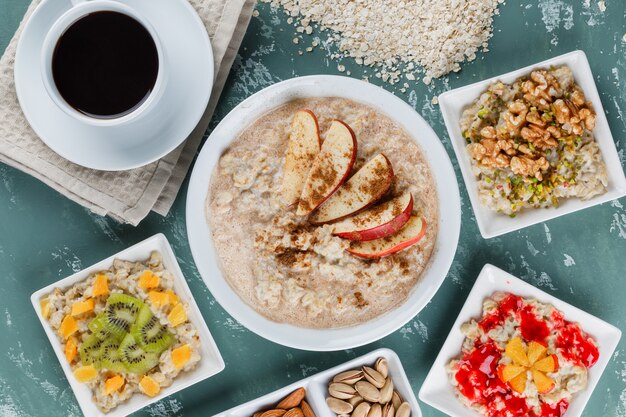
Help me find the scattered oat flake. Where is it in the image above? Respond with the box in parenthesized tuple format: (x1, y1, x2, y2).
(431, 96, 439, 105)
(252, 9, 259, 17)
(598, 0, 606, 11)
(262, 0, 503, 83)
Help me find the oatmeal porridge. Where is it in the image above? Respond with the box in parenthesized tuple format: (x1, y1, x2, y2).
(206, 97, 439, 328)
(447, 292, 599, 417)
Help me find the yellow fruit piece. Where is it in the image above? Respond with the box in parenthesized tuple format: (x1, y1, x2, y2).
(167, 304, 187, 327)
(104, 375, 125, 395)
(171, 344, 191, 369)
(508, 372, 528, 394)
(139, 375, 160, 397)
(71, 299, 95, 316)
(139, 270, 160, 289)
(40, 298, 51, 319)
(527, 341, 547, 364)
(532, 369, 555, 394)
(65, 338, 78, 364)
(92, 274, 109, 297)
(166, 289, 179, 306)
(505, 337, 529, 367)
(74, 365, 98, 383)
(59, 315, 79, 339)
(498, 364, 526, 383)
(533, 355, 558, 373)
(148, 291, 170, 308)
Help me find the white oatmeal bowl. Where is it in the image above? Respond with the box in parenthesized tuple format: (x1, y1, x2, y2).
(186, 75, 461, 351)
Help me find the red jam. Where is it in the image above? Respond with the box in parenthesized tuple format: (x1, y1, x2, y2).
(519, 305, 550, 343)
(556, 322, 600, 368)
(539, 400, 569, 417)
(455, 342, 505, 403)
(479, 294, 522, 332)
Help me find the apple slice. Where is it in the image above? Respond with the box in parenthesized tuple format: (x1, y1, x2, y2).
(297, 120, 357, 215)
(309, 154, 394, 224)
(347, 216, 426, 259)
(332, 192, 413, 241)
(280, 110, 321, 206)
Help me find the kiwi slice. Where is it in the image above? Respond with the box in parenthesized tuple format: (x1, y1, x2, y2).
(99, 337, 128, 373)
(79, 334, 106, 365)
(88, 313, 116, 340)
(118, 333, 159, 374)
(103, 294, 144, 340)
(130, 304, 174, 354)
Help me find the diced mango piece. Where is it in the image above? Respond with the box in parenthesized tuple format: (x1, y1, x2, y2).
(165, 289, 179, 306)
(71, 299, 95, 316)
(167, 304, 187, 327)
(497, 364, 526, 383)
(59, 315, 79, 339)
(65, 338, 78, 364)
(171, 344, 191, 369)
(104, 375, 125, 395)
(527, 341, 547, 364)
(505, 337, 529, 367)
(532, 369, 555, 394)
(92, 274, 109, 297)
(40, 298, 51, 319)
(139, 270, 160, 290)
(508, 372, 528, 394)
(139, 375, 160, 397)
(74, 365, 98, 382)
(533, 355, 559, 373)
(148, 291, 170, 308)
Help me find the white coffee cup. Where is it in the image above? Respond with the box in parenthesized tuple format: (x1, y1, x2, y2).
(40, 0, 167, 126)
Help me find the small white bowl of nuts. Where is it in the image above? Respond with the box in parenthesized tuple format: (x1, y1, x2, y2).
(213, 348, 421, 417)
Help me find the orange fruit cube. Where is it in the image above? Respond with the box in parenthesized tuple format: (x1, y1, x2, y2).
(139, 270, 160, 289)
(526, 341, 547, 364)
(148, 291, 170, 308)
(167, 304, 187, 327)
(59, 315, 79, 339)
(532, 369, 555, 394)
(497, 364, 526, 383)
(171, 344, 192, 369)
(92, 274, 109, 297)
(74, 365, 98, 383)
(65, 338, 78, 364)
(166, 289, 179, 306)
(104, 375, 125, 395)
(139, 375, 160, 397)
(71, 299, 95, 316)
(508, 372, 528, 394)
(533, 354, 559, 373)
(505, 337, 529, 367)
(40, 298, 51, 319)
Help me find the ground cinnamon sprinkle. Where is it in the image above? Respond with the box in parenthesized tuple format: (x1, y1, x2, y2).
(359, 159, 392, 198)
(354, 292, 368, 308)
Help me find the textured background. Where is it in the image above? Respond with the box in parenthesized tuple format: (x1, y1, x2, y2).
(0, 0, 625, 416)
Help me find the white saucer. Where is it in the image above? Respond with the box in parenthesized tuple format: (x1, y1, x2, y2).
(14, 0, 213, 171)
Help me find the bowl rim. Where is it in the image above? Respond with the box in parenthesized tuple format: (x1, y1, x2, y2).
(186, 74, 461, 351)
(438, 50, 626, 239)
(30, 233, 225, 417)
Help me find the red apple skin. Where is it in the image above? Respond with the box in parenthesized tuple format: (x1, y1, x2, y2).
(347, 217, 427, 259)
(334, 194, 413, 241)
(309, 154, 394, 225)
(297, 119, 357, 215)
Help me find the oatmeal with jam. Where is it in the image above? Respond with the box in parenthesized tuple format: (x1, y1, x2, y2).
(206, 97, 438, 328)
(447, 292, 599, 417)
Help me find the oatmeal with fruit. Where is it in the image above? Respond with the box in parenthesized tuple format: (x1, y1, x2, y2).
(447, 292, 599, 417)
(206, 97, 438, 328)
(40, 252, 201, 413)
(461, 65, 607, 215)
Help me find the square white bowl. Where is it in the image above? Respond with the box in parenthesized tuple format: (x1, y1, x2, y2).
(214, 348, 421, 417)
(30, 233, 225, 417)
(418, 263, 621, 417)
(439, 50, 626, 238)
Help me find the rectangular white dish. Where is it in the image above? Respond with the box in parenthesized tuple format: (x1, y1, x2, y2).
(419, 263, 621, 417)
(438, 50, 626, 238)
(31, 233, 225, 417)
(214, 348, 421, 417)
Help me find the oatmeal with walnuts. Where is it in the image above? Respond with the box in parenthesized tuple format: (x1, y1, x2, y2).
(447, 292, 599, 417)
(40, 252, 201, 413)
(206, 97, 438, 328)
(461, 65, 608, 215)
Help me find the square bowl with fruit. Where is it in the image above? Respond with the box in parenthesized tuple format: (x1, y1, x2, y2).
(31, 233, 224, 417)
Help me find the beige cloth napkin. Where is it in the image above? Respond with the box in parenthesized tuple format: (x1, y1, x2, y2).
(0, 0, 256, 225)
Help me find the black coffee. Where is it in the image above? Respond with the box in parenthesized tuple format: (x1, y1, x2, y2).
(52, 11, 159, 119)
